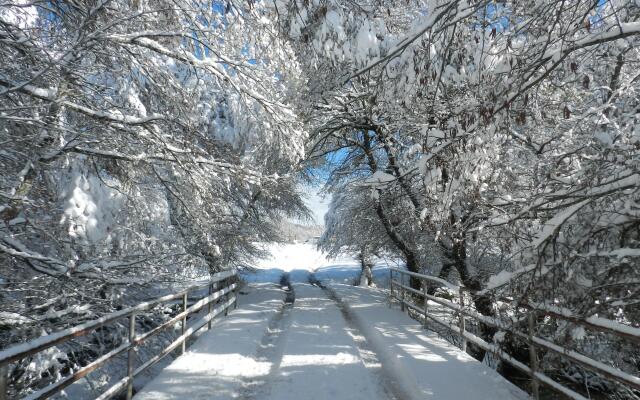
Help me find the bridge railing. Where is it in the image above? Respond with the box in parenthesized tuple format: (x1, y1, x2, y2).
(0, 270, 239, 400)
(389, 268, 640, 400)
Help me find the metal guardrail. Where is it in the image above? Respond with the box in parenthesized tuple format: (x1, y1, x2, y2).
(389, 268, 640, 400)
(0, 269, 239, 400)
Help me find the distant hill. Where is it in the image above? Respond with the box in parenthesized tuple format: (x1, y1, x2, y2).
(278, 221, 324, 242)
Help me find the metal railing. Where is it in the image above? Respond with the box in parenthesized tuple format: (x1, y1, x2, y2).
(0, 269, 239, 400)
(389, 268, 640, 400)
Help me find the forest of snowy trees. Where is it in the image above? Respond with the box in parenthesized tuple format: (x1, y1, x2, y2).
(1, 0, 639, 398)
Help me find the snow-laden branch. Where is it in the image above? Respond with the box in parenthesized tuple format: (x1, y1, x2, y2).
(0, 236, 68, 276)
(344, 0, 490, 82)
(530, 199, 591, 249)
(485, 173, 639, 228)
(0, 79, 164, 125)
(71, 146, 276, 184)
(542, 22, 640, 63)
(104, 34, 290, 114)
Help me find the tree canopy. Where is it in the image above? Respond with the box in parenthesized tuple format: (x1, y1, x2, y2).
(1, 0, 639, 397)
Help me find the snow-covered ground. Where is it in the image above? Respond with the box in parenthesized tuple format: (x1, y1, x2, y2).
(134, 244, 527, 400)
(257, 283, 392, 400)
(134, 283, 287, 399)
(242, 242, 399, 286)
(328, 284, 528, 399)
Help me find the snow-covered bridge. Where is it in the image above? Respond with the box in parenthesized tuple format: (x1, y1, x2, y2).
(133, 280, 527, 400)
(2, 243, 638, 400)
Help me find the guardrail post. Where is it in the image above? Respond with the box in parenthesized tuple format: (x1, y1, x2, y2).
(400, 273, 405, 312)
(458, 287, 467, 352)
(0, 363, 8, 400)
(126, 313, 136, 400)
(181, 291, 188, 354)
(224, 278, 230, 316)
(233, 274, 239, 310)
(388, 269, 393, 307)
(422, 280, 429, 328)
(207, 282, 214, 330)
(528, 312, 540, 400)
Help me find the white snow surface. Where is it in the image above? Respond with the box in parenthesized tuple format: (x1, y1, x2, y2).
(252, 242, 359, 272)
(243, 242, 399, 286)
(134, 277, 527, 399)
(328, 284, 529, 400)
(259, 284, 389, 400)
(134, 283, 285, 399)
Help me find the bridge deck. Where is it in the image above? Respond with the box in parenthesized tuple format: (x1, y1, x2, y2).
(134, 283, 528, 400)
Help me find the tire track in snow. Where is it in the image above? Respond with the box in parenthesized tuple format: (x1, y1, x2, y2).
(310, 275, 410, 400)
(239, 273, 294, 399)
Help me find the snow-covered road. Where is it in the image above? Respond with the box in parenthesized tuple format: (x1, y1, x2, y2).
(134, 277, 527, 400)
(256, 283, 397, 400)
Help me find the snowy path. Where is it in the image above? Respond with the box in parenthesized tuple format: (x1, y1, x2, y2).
(134, 278, 528, 400)
(257, 283, 396, 400)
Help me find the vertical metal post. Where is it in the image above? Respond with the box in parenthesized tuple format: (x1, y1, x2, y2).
(388, 269, 393, 307)
(400, 273, 405, 312)
(233, 275, 238, 310)
(224, 279, 230, 317)
(422, 280, 429, 328)
(458, 287, 467, 352)
(528, 312, 540, 400)
(181, 291, 188, 355)
(207, 283, 214, 330)
(126, 313, 136, 400)
(0, 363, 9, 400)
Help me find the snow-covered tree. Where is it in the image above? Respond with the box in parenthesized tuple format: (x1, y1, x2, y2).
(281, 0, 640, 393)
(2, 0, 640, 397)
(319, 185, 395, 286)
(0, 2, 309, 391)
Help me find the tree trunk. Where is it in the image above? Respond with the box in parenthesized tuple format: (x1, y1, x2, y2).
(449, 237, 497, 361)
(358, 251, 373, 286)
(375, 199, 421, 288)
(362, 130, 421, 289)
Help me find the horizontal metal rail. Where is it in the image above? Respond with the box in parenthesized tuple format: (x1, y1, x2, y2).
(389, 268, 640, 400)
(95, 294, 237, 400)
(392, 268, 461, 291)
(390, 268, 638, 340)
(0, 270, 238, 400)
